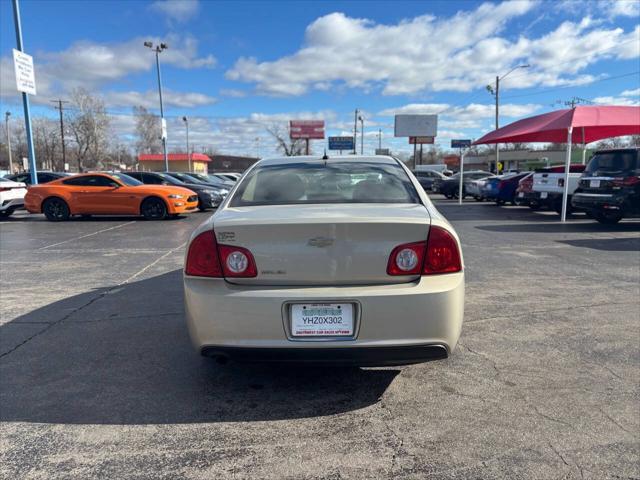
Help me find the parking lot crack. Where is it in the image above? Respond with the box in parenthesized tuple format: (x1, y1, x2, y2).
(548, 441, 570, 467)
(598, 406, 633, 435)
(379, 401, 406, 478)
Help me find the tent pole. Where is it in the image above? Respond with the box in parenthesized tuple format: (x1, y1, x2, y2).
(561, 127, 573, 223)
(581, 127, 587, 165)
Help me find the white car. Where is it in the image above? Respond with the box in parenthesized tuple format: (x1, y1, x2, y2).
(0, 179, 27, 218)
(184, 156, 465, 366)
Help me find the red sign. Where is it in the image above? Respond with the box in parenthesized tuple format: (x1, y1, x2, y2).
(409, 136, 435, 144)
(290, 120, 325, 139)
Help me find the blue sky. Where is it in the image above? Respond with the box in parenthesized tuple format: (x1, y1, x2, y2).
(1, 0, 638, 156)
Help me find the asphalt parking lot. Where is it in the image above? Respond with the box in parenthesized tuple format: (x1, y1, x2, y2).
(1, 201, 639, 480)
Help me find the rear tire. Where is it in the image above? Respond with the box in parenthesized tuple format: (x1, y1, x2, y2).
(43, 198, 70, 222)
(594, 212, 622, 224)
(141, 197, 167, 220)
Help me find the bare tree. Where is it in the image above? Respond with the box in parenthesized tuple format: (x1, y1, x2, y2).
(32, 118, 60, 170)
(265, 124, 306, 156)
(133, 106, 162, 154)
(66, 88, 110, 172)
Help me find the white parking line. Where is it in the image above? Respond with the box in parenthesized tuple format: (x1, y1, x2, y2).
(38, 221, 136, 250)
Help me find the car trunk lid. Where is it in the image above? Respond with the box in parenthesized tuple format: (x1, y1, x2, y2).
(213, 204, 430, 286)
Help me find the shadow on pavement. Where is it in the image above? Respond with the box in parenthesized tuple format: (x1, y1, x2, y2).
(557, 238, 640, 252)
(475, 221, 640, 234)
(0, 270, 398, 425)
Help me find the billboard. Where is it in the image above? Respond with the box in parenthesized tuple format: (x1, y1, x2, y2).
(375, 148, 391, 155)
(394, 114, 437, 137)
(328, 136, 354, 150)
(409, 136, 435, 144)
(290, 120, 325, 139)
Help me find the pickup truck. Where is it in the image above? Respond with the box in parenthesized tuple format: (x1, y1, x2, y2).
(531, 164, 586, 213)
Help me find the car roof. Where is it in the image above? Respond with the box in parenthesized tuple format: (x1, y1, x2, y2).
(257, 155, 400, 167)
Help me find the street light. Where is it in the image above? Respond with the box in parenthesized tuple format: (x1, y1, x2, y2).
(144, 41, 169, 172)
(487, 64, 529, 173)
(5, 112, 13, 174)
(358, 114, 364, 155)
(353, 108, 359, 155)
(182, 116, 190, 172)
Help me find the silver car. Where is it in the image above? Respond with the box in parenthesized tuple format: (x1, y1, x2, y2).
(183, 156, 464, 366)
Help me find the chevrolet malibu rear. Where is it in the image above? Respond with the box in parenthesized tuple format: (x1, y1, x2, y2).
(183, 156, 464, 366)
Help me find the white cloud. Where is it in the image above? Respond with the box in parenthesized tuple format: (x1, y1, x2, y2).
(150, 0, 200, 23)
(219, 88, 248, 98)
(104, 89, 216, 109)
(621, 87, 640, 97)
(378, 102, 540, 119)
(226, 3, 639, 97)
(0, 35, 215, 110)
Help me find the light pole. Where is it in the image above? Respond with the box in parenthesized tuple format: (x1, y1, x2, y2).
(5, 112, 13, 174)
(182, 116, 190, 172)
(378, 128, 382, 150)
(358, 114, 364, 155)
(254, 137, 260, 158)
(353, 108, 359, 155)
(145, 41, 169, 172)
(487, 64, 529, 173)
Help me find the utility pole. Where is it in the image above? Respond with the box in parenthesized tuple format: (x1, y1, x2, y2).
(378, 128, 382, 150)
(487, 64, 529, 175)
(51, 99, 68, 169)
(144, 41, 169, 171)
(5, 112, 13, 174)
(11, 0, 37, 184)
(359, 114, 364, 155)
(182, 116, 190, 172)
(353, 109, 358, 155)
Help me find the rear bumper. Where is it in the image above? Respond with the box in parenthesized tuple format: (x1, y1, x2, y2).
(201, 344, 448, 366)
(572, 192, 623, 212)
(184, 273, 465, 365)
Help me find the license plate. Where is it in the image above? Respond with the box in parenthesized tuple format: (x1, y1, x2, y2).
(291, 303, 354, 337)
(540, 192, 548, 199)
(518, 192, 524, 198)
(590, 180, 601, 188)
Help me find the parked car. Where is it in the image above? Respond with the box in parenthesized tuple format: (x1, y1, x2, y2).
(494, 172, 530, 205)
(184, 156, 464, 365)
(187, 172, 235, 188)
(467, 176, 497, 201)
(532, 164, 586, 214)
(413, 169, 446, 192)
(572, 147, 640, 224)
(5, 171, 70, 185)
(514, 173, 535, 207)
(216, 172, 242, 181)
(24, 172, 198, 221)
(126, 171, 224, 211)
(0, 179, 27, 218)
(165, 172, 231, 193)
(439, 171, 493, 198)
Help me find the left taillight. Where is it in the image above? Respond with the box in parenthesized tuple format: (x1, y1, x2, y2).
(185, 230, 257, 278)
(185, 231, 222, 277)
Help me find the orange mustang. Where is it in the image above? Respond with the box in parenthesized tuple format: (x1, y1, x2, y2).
(25, 172, 199, 221)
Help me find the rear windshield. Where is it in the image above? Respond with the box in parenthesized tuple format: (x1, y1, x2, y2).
(585, 150, 639, 177)
(230, 161, 421, 206)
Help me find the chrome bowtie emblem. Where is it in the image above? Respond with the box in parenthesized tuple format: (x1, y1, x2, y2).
(307, 237, 334, 248)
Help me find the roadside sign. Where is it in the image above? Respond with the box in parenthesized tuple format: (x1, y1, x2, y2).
(328, 136, 354, 150)
(13, 49, 36, 95)
(290, 120, 325, 139)
(451, 139, 472, 148)
(409, 136, 435, 144)
(375, 148, 390, 155)
(161, 118, 167, 139)
(394, 114, 437, 137)
(64, 163, 69, 172)
(22, 157, 28, 171)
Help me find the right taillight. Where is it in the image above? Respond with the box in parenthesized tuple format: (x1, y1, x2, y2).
(185, 230, 257, 278)
(423, 226, 462, 275)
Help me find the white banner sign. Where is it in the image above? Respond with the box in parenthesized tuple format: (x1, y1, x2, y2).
(394, 114, 437, 137)
(161, 118, 167, 139)
(13, 49, 36, 95)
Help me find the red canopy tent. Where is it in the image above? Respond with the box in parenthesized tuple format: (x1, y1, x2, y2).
(473, 106, 640, 222)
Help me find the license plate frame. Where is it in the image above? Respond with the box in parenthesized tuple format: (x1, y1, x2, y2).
(284, 301, 360, 341)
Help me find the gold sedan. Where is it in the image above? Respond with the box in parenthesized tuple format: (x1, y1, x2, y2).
(183, 156, 464, 366)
